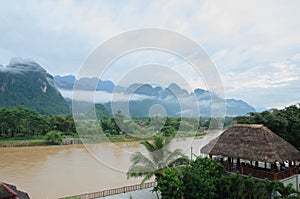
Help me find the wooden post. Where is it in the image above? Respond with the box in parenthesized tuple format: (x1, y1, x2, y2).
(271, 162, 275, 173)
(228, 157, 231, 171)
(265, 162, 267, 169)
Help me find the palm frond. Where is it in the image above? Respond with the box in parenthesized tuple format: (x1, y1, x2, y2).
(164, 134, 175, 145)
(140, 172, 154, 185)
(165, 148, 188, 164)
(127, 165, 155, 179)
(169, 157, 190, 167)
(130, 152, 155, 167)
(153, 136, 165, 150)
(128, 135, 187, 185)
(141, 140, 156, 152)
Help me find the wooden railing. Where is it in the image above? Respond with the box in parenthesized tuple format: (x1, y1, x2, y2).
(223, 162, 298, 181)
(275, 167, 298, 180)
(59, 181, 157, 199)
(242, 167, 275, 180)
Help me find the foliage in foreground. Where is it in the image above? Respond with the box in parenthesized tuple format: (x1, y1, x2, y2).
(156, 167, 183, 199)
(157, 157, 300, 199)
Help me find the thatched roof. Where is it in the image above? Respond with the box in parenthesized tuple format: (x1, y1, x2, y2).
(201, 124, 300, 163)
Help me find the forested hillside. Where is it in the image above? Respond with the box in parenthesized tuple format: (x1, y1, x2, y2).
(0, 58, 70, 115)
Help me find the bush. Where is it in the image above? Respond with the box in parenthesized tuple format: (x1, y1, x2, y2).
(44, 131, 62, 145)
(157, 168, 183, 199)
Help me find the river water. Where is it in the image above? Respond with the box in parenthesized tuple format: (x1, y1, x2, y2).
(0, 136, 216, 199)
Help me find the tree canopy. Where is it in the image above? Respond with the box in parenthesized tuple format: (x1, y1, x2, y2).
(157, 157, 300, 199)
(0, 106, 76, 139)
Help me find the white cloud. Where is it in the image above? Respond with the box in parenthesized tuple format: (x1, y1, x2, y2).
(0, 0, 300, 109)
(222, 53, 300, 109)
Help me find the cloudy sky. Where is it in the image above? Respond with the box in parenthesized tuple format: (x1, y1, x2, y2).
(0, 0, 299, 110)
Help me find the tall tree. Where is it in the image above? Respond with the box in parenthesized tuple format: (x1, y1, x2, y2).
(127, 135, 189, 184)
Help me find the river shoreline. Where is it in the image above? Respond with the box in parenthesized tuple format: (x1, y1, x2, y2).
(0, 132, 205, 147)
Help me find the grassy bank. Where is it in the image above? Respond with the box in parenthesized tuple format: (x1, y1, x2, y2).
(0, 131, 206, 147)
(0, 138, 47, 147)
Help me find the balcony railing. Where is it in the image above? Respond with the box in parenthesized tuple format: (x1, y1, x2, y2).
(222, 162, 298, 181)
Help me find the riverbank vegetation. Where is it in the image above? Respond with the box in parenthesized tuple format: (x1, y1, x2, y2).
(0, 106, 76, 139)
(1, 103, 300, 149)
(0, 106, 226, 145)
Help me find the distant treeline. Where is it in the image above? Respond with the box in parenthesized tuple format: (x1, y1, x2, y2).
(235, 104, 300, 151)
(3, 103, 300, 147)
(0, 106, 76, 139)
(98, 111, 234, 137)
(0, 105, 235, 139)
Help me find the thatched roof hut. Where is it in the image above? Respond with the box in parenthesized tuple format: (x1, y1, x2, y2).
(201, 124, 300, 163)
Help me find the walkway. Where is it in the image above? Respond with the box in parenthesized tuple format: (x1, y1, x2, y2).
(59, 182, 158, 199)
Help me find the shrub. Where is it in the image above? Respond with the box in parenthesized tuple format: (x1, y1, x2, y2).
(44, 131, 62, 145)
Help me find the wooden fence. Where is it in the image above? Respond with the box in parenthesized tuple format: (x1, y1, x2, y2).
(59, 181, 157, 199)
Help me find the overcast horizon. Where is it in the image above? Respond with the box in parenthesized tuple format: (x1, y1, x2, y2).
(1, 0, 299, 110)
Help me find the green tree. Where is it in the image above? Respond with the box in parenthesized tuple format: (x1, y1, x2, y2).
(182, 157, 224, 199)
(160, 125, 176, 136)
(157, 167, 183, 199)
(44, 131, 63, 144)
(155, 157, 300, 199)
(127, 135, 189, 184)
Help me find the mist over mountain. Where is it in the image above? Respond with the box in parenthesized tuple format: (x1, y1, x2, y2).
(54, 75, 115, 92)
(56, 75, 255, 116)
(0, 58, 70, 115)
(0, 58, 255, 117)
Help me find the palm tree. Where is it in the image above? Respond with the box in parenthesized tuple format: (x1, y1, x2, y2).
(127, 135, 189, 184)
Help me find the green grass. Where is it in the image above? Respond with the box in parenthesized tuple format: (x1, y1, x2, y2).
(0, 138, 47, 147)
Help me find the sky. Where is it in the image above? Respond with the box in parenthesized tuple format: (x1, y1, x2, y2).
(0, 0, 300, 110)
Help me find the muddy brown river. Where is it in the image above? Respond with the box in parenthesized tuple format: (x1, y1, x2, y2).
(0, 136, 215, 199)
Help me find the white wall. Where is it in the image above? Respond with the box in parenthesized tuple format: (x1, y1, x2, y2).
(280, 174, 300, 192)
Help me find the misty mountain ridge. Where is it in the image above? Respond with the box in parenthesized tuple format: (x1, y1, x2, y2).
(0, 59, 255, 116)
(55, 75, 256, 116)
(55, 75, 213, 100)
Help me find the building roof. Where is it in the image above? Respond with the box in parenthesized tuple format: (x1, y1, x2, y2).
(200, 124, 300, 163)
(0, 182, 30, 199)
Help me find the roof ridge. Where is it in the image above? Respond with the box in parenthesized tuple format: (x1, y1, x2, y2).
(234, 124, 264, 128)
